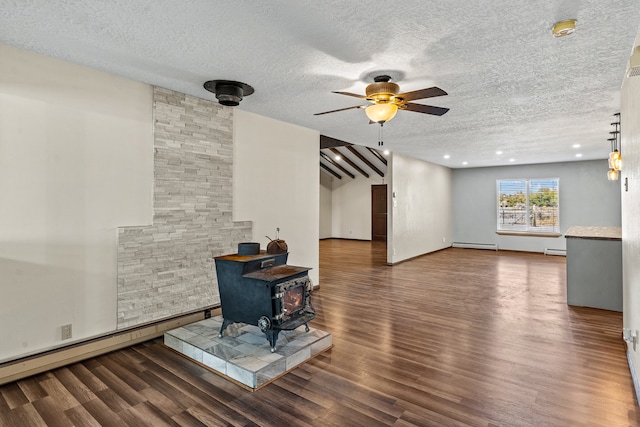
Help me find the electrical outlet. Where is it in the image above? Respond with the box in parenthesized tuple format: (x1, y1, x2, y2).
(61, 324, 72, 340)
(442, 237, 446, 243)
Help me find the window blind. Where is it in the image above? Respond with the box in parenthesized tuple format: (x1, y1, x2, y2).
(497, 178, 559, 233)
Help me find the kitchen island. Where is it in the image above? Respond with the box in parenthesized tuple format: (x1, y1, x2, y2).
(565, 226, 622, 311)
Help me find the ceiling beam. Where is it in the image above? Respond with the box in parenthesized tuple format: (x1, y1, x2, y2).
(320, 162, 342, 179)
(366, 147, 387, 166)
(320, 135, 353, 149)
(346, 146, 383, 177)
(320, 152, 355, 179)
(329, 148, 369, 178)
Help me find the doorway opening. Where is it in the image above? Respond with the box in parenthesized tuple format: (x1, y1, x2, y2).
(371, 184, 387, 242)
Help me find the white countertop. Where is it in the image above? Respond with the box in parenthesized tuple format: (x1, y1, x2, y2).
(564, 226, 621, 241)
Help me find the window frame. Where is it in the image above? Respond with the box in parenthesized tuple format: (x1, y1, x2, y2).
(496, 178, 560, 237)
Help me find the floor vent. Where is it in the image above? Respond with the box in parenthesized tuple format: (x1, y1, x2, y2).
(452, 242, 498, 251)
(544, 248, 566, 256)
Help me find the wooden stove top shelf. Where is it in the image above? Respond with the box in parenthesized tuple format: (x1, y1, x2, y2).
(564, 226, 622, 241)
(214, 251, 279, 262)
(243, 265, 311, 282)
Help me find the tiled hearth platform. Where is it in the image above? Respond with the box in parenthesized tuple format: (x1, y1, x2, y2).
(164, 316, 332, 390)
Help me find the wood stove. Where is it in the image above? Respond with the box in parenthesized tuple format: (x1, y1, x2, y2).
(214, 247, 315, 352)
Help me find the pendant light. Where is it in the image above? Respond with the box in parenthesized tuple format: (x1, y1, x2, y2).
(608, 138, 620, 170)
(614, 156, 622, 171)
(610, 150, 622, 171)
(613, 113, 622, 171)
(607, 113, 621, 180)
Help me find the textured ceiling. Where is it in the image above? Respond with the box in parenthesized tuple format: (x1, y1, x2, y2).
(1, 1, 639, 168)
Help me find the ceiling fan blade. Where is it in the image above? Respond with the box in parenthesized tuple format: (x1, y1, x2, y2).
(397, 87, 447, 101)
(314, 105, 366, 115)
(332, 91, 368, 99)
(403, 103, 450, 116)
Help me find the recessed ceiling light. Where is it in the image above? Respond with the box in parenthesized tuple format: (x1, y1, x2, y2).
(496, 151, 503, 155)
(462, 161, 468, 165)
(576, 153, 582, 157)
(572, 144, 581, 148)
(335, 155, 341, 161)
(383, 150, 390, 155)
(509, 158, 515, 162)
(444, 154, 450, 159)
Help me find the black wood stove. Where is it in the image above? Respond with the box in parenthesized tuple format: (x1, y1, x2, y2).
(214, 246, 315, 352)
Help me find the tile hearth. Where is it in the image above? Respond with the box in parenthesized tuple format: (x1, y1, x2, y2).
(163, 316, 332, 390)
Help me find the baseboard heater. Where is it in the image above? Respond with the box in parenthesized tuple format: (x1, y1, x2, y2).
(627, 350, 640, 407)
(452, 242, 498, 251)
(544, 248, 566, 256)
(0, 307, 218, 386)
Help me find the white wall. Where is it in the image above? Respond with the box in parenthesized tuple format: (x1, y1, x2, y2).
(319, 172, 333, 239)
(233, 110, 320, 286)
(452, 160, 621, 252)
(0, 44, 153, 362)
(330, 174, 385, 240)
(389, 153, 453, 263)
(621, 34, 640, 402)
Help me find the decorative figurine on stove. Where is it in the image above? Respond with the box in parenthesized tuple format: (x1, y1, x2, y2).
(265, 227, 288, 254)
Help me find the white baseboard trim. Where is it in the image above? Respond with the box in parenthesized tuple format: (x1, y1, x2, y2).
(452, 242, 498, 251)
(627, 349, 640, 407)
(544, 248, 567, 256)
(0, 309, 216, 386)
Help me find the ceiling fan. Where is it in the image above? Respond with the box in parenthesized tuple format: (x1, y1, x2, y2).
(314, 75, 449, 123)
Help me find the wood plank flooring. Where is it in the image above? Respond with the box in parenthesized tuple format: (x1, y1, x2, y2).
(1, 239, 639, 426)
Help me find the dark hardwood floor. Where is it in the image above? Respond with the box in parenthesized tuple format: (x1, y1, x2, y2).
(1, 239, 638, 426)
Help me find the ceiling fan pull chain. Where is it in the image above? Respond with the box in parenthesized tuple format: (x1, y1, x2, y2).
(378, 123, 384, 146)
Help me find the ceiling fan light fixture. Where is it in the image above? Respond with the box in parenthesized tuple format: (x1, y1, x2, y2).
(365, 80, 400, 100)
(365, 103, 398, 123)
(314, 74, 448, 119)
(552, 19, 576, 38)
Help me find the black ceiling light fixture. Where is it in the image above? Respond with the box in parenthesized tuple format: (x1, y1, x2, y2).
(203, 80, 254, 106)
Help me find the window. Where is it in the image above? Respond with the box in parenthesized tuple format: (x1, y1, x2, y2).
(497, 178, 559, 234)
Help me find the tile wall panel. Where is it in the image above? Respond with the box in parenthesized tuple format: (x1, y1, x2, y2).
(117, 88, 252, 328)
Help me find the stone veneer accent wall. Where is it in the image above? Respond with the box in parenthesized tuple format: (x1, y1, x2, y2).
(116, 87, 252, 329)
